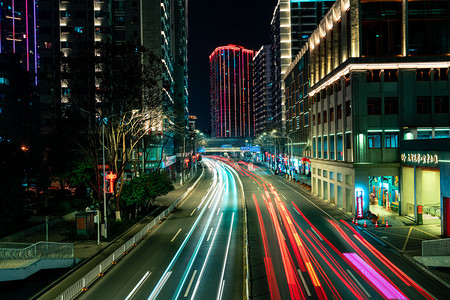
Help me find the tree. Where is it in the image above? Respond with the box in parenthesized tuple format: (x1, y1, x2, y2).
(121, 171, 174, 213)
(62, 41, 171, 221)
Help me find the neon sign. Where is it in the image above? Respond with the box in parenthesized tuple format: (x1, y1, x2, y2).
(356, 189, 363, 219)
(105, 172, 117, 194)
(400, 153, 438, 165)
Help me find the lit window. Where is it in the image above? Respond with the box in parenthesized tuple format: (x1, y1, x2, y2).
(384, 133, 398, 148)
(0, 77, 10, 85)
(368, 133, 381, 149)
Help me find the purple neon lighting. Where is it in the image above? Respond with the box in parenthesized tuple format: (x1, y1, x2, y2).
(26, 0, 29, 71)
(343, 253, 407, 300)
(33, 0, 37, 85)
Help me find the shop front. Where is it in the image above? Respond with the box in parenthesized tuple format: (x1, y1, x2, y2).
(368, 176, 401, 218)
(400, 138, 450, 236)
(401, 152, 442, 227)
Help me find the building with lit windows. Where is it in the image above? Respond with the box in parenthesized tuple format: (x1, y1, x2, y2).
(0, 0, 38, 83)
(300, 0, 450, 236)
(253, 45, 273, 136)
(37, 1, 188, 174)
(284, 43, 312, 176)
(270, 0, 334, 134)
(210, 45, 255, 138)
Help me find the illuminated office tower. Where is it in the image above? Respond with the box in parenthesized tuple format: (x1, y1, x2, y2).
(210, 45, 255, 138)
(271, 0, 334, 134)
(253, 45, 273, 135)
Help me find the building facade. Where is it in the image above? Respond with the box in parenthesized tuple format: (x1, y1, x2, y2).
(270, 0, 334, 134)
(210, 45, 255, 138)
(253, 45, 273, 136)
(303, 0, 449, 235)
(284, 43, 312, 175)
(37, 0, 188, 172)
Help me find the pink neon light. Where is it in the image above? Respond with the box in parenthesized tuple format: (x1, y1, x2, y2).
(12, 0, 15, 52)
(343, 253, 407, 300)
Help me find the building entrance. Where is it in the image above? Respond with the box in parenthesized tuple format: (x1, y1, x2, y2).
(368, 176, 400, 219)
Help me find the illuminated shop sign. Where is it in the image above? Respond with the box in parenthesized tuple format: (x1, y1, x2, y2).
(400, 153, 439, 165)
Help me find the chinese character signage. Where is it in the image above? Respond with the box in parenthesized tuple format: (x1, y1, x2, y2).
(400, 152, 439, 166)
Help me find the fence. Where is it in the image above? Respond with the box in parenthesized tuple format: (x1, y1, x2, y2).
(0, 242, 74, 260)
(53, 166, 204, 300)
(422, 238, 450, 256)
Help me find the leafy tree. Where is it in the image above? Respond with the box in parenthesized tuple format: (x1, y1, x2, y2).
(121, 171, 174, 213)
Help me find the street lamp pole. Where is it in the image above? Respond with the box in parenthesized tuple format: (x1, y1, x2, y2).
(102, 121, 107, 239)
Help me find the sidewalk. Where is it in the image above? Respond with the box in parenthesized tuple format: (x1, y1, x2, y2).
(0, 168, 202, 300)
(259, 162, 450, 289)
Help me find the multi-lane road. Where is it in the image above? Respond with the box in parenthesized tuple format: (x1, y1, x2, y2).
(79, 158, 244, 300)
(76, 156, 449, 300)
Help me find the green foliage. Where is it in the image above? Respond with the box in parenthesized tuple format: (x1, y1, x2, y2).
(121, 171, 174, 210)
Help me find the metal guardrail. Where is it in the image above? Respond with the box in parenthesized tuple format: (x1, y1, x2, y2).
(422, 238, 450, 256)
(53, 165, 205, 300)
(0, 242, 74, 260)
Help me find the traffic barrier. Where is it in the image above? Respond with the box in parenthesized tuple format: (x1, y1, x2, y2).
(52, 164, 206, 300)
(352, 218, 355, 224)
(363, 220, 367, 228)
(375, 221, 378, 228)
(385, 221, 389, 228)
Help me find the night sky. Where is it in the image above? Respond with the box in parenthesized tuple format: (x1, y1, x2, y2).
(187, 0, 278, 132)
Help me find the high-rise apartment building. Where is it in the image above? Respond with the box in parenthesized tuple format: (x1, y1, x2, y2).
(38, 1, 189, 170)
(210, 45, 254, 138)
(270, 0, 334, 134)
(253, 45, 273, 136)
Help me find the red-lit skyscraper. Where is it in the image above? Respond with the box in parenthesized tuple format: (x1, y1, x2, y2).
(210, 45, 254, 138)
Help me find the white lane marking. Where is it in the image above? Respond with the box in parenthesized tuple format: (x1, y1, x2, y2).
(190, 208, 196, 216)
(346, 269, 371, 298)
(217, 207, 221, 215)
(191, 214, 224, 299)
(207, 228, 214, 242)
(148, 271, 171, 300)
(184, 270, 197, 298)
(293, 206, 301, 215)
(279, 180, 334, 219)
(311, 227, 323, 241)
(297, 269, 311, 297)
(282, 194, 287, 200)
(216, 213, 235, 300)
(171, 229, 182, 242)
(257, 187, 261, 191)
(125, 271, 151, 300)
(217, 280, 225, 300)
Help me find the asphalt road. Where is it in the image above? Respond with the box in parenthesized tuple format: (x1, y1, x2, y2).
(78, 158, 243, 300)
(222, 159, 450, 300)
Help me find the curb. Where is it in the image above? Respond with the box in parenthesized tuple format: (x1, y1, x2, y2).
(32, 166, 204, 300)
(402, 254, 450, 292)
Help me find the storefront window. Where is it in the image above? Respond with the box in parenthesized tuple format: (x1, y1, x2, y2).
(435, 129, 450, 139)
